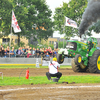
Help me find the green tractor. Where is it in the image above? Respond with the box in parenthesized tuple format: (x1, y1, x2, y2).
(57, 37, 100, 73)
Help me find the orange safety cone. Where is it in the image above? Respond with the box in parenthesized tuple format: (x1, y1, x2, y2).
(26, 68, 29, 79)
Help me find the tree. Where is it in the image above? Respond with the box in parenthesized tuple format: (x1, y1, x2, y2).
(93, 21, 100, 33)
(14, 0, 53, 42)
(79, 0, 100, 37)
(12, 0, 28, 46)
(0, 0, 13, 36)
(0, 0, 53, 46)
(53, 0, 88, 39)
(88, 20, 100, 35)
(0, 0, 28, 45)
(58, 40, 67, 48)
(25, 0, 53, 41)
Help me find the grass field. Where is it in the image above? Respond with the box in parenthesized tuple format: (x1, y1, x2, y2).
(0, 65, 100, 86)
(0, 75, 100, 86)
(0, 65, 71, 69)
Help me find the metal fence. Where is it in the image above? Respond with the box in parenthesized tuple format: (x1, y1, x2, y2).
(0, 58, 72, 65)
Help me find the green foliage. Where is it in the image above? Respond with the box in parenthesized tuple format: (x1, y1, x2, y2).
(28, 41, 49, 49)
(35, 39, 48, 49)
(29, 44, 36, 49)
(85, 20, 100, 36)
(14, 44, 19, 49)
(0, 0, 53, 45)
(20, 0, 53, 40)
(36, 44, 48, 49)
(58, 40, 67, 48)
(2, 43, 9, 49)
(0, 0, 13, 35)
(49, 44, 54, 50)
(53, 0, 88, 38)
(10, 40, 25, 49)
(19, 41, 25, 47)
(90, 20, 100, 34)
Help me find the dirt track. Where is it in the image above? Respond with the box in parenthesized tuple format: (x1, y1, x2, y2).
(0, 68, 100, 100)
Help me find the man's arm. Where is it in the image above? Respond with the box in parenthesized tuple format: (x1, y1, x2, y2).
(57, 62, 60, 68)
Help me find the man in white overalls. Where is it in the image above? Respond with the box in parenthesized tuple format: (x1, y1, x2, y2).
(46, 57, 62, 80)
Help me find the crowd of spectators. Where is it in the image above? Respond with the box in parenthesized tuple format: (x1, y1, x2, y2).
(0, 45, 58, 58)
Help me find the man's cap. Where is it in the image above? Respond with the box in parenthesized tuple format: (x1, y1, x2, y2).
(53, 57, 57, 61)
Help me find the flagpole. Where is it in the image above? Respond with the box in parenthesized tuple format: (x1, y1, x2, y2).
(63, 17, 66, 48)
(9, 10, 13, 58)
(63, 24, 65, 48)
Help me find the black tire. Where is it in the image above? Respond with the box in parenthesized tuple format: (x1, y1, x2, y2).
(88, 50, 100, 73)
(74, 54, 82, 65)
(57, 54, 64, 64)
(71, 58, 88, 72)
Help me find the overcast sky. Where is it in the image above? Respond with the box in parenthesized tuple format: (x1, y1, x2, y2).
(46, 0, 70, 37)
(46, 0, 70, 16)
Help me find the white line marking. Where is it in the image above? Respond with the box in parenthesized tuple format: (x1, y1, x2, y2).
(1, 85, 100, 92)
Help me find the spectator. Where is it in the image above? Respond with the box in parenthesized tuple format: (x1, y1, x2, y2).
(36, 48, 40, 58)
(42, 48, 45, 51)
(22, 47, 25, 51)
(27, 49, 32, 58)
(49, 48, 53, 57)
(40, 48, 44, 58)
(20, 47, 25, 55)
(2, 47, 5, 57)
(46, 47, 50, 54)
(0, 47, 2, 57)
(56, 48, 59, 54)
(24, 46, 29, 53)
(0, 45, 59, 58)
(44, 49, 47, 54)
(16, 47, 22, 56)
(6, 46, 10, 56)
(30, 47, 32, 51)
(46, 52, 50, 57)
(32, 48, 36, 58)
(1, 45, 3, 49)
(54, 49, 57, 57)
(52, 50, 55, 57)
(4, 48, 7, 58)
(10, 47, 16, 57)
(30, 47, 33, 56)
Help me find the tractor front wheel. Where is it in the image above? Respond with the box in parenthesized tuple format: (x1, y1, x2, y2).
(57, 54, 64, 64)
(74, 54, 82, 65)
(71, 58, 88, 72)
(89, 50, 100, 73)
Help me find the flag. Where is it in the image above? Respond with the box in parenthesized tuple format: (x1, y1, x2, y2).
(12, 10, 21, 33)
(65, 17, 77, 28)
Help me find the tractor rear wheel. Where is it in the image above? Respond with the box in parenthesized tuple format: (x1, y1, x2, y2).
(57, 54, 64, 64)
(88, 50, 100, 73)
(71, 58, 88, 72)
